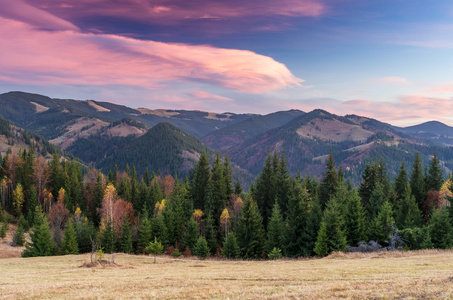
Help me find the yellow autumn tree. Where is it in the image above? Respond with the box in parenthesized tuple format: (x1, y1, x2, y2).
(440, 179, 453, 207)
(220, 208, 230, 238)
(155, 199, 166, 215)
(13, 183, 24, 216)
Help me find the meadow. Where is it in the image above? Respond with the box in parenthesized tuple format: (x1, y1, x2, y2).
(1, 249, 453, 299)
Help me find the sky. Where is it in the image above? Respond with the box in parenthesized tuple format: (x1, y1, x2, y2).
(1, 0, 453, 126)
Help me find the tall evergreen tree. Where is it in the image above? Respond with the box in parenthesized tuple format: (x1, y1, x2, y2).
(204, 213, 217, 254)
(61, 220, 79, 255)
(395, 183, 423, 229)
(208, 152, 226, 234)
(235, 196, 265, 258)
(394, 161, 408, 204)
(410, 152, 426, 209)
(120, 220, 133, 254)
(222, 232, 240, 259)
(368, 201, 395, 245)
(138, 208, 152, 252)
(182, 216, 199, 251)
(23, 208, 56, 257)
(318, 150, 338, 210)
(254, 152, 276, 229)
(101, 219, 116, 253)
(426, 153, 443, 192)
(430, 207, 453, 249)
(343, 189, 367, 246)
(314, 199, 347, 257)
(223, 152, 233, 201)
(265, 201, 285, 254)
(190, 151, 211, 210)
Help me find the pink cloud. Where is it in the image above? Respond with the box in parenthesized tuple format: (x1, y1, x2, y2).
(423, 82, 453, 94)
(368, 76, 411, 85)
(31, 0, 326, 27)
(0, 17, 302, 93)
(191, 91, 234, 102)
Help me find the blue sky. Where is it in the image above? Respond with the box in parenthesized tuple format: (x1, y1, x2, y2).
(0, 0, 452, 125)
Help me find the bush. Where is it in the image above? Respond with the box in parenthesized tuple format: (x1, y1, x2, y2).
(172, 249, 182, 257)
(268, 247, 282, 260)
(193, 237, 209, 259)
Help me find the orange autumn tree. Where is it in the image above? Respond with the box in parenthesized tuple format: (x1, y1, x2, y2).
(100, 184, 135, 238)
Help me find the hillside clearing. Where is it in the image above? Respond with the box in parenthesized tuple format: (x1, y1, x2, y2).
(1, 250, 453, 299)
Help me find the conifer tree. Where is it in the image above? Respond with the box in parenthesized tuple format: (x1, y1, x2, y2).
(265, 201, 285, 254)
(13, 183, 24, 216)
(23, 208, 56, 257)
(61, 220, 79, 255)
(120, 220, 133, 254)
(222, 232, 240, 259)
(223, 152, 233, 200)
(426, 153, 443, 192)
(367, 185, 385, 220)
(91, 172, 104, 226)
(430, 207, 453, 249)
(305, 195, 323, 256)
(254, 152, 276, 229)
(138, 209, 152, 252)
(394, 161, 408, 203)
(395, 184, 423, 229)
(101, 219, 116, 253)
(190, 151, 211, 210)
(368, 201, 395, 245)
(410, 152, 426, 209)
(235, 196, 265, 258)
(343, 189, 367, 246)
(150, 216, 167, 246)
(208, 152, 226, 233)
(13, 223, 25, 246)
(193, 237, 209, 259)
(0, 219, 6, 239)
(285, 185, 310, 257)
(204, 213, 217, 254)
(234, 181, 243, 195)
(182, 216, 199, 251)
(319, 150, 338, 210)
(314, 199, 347, 257)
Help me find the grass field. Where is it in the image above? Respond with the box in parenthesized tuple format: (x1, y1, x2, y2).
(1, 249, 453, 299)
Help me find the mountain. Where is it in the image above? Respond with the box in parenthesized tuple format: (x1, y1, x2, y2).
(0, 91, 252, 140)
(395, 121, 453, 146)
(201, 109, 305, 151)
(220, 109, 453, 183)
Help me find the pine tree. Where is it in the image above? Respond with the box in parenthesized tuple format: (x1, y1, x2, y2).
(182, 216, 199, 251)
(285, 184, 310, 257)
(430, 207, 453, 249)
(314, 199, 347, 257)
(193, 237, 209, 259)
(208, 152, 226, 235)
(254, 152, 276, 230)
(367, 184, 385, 220)
(13, 223, 25, 246)
(235, 196, 265, 258)
(410, 152, 426, 209)
(343, 189, 367, 246)
(150, 216, 167, 246)
(395, 184, 423, 229)
(205, 213, 217, 254)
(223, 152, 233, 201)
(101, 220, 116, 253)
(222, 232, 240, 259)
(23, 210, 56, 257)
(426, 153, 443, 192)
(368, 201, 395, 245)
(118, 221, 132, 254)
(265, 201, 285, 254)
(0, 219, 7, 239)
(92, 172, 104, 226)
(319, 150, 338, 210)
(394, 161, 408, 204)
(138, 209, 152, 253)
(61, 220, 79, 255)
(190, 151, 211, 210)
(305, 195, 323, 256)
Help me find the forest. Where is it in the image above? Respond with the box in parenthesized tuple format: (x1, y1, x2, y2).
(1, 144, 452, 260)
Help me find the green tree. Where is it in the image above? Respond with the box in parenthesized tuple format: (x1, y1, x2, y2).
(394, 161, 408, 204)
(265, 201, 285, 254)
(120, 220, 133, 254)
(426, 153, 443, 192)
(318, 150, 338, 210)
(13, 223, 25, 246)
(138, 210, 152, 253)
(101, 220, 116, 253)
(235, 197, 265, 259)
(0, 219, 7, 239)
(13, 183, 24, 216)
(193, 237, 209, 259)
(204, 214, 217, 254)
(254, 152, 276, 230)
(146, 237, 164, 263)
(23, 210, 56, 257)
(314, 199, 347, 257)
(190, 151, 211, 210)
(410, 152, 426, 209)
(222, 232, 240, 259)
(285, 184, 310, 257)
(430, 208, 453, 249)
(61, 220, 79, 255)
(368, 201, 395, 245)
(343, 189, 367, 246)
(182, 216, 199, 251)
(395, 184, 423, 229)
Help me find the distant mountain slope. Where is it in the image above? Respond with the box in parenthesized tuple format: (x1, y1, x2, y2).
(0, 91, 252, 139)
(225, 109, 453, 183)
(201, 109, 304, 151)
(395, 121, 453, 146)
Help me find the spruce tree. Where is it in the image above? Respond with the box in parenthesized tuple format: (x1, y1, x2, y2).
(182, 216, 199, 251)
(23, 210, 56, 257)
(190, 151, 211, 210)
(395, 184, 423, 229)
(61, 220, 79, 255)
(343, 189, 367, 246)
(314, 199, 347, 257)
(0, 219, 7, 239)
(101, 220, 116, 253)
(222, 232, 240, 259)
(410, 152, 426, 209)
(235, 196, 265, 259)
(223, 152, 233, 201)
(138, 210, 152, 252)
(13, 223, 25, 246)
(208, 152, 226, 235)
(426, 153, 443, 191)
(265, 201, 285, 254)
(120, 220, 133, 254)
(193, 237, 209, 259)
(150, 216, 167, 246)
(368, 201, 395, 245)
(394, 161, 408, 204)
(430, 207, 453, 249)
(205, 214, 217, 254)
(254, 152, 276, 230)
(319, 150, 338, 210)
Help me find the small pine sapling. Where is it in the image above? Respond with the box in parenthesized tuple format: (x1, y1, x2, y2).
(146, 237, 164, 263)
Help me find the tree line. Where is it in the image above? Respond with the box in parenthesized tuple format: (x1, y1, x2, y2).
(1, 146, 452, 259)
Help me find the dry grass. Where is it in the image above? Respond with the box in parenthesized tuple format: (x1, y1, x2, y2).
(0, 223, 28, 259)
(1, 249, 453, 299)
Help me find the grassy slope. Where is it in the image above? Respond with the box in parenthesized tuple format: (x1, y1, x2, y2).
(1, 250, 453, 299)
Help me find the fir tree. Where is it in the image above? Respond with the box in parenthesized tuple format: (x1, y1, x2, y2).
(430, 207, 453, 249)
(265, 201, 285, 254)
(182, 216, 199, 251)
(254, 152, 276, 230)
(0, 219, 7, 239)
(193, 237, 209, 259)
(120, 220, 133, 254)
(235, 196, 265, 259)
(222, 232, 240, 259)
(138, 209, 152, 252)
(61, 220, 79, 255)
(13, 223, 25, 246)
(426, 153, 443, 192)
(101, 220, 116, 253)
(190, 151, 211, 210)
(223, 152, 233, 201)
(23, 209, 56, 257)
(314, 199, 347, 257)
(204, 213, 217, 254)
(207, 152, 226, 235)
(150, 216, 167, 246)
(395, 184, 423, 229)
(285, 184, 310, 257)
(394, 161, 408, 204)
(319, 150, 338, 210)
(410, 152, 426, 209)
(368, 201, 395, 245)
(343, 189, 367, 246)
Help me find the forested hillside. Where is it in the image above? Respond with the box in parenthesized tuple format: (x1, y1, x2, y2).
(1, 141, 452, 260)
